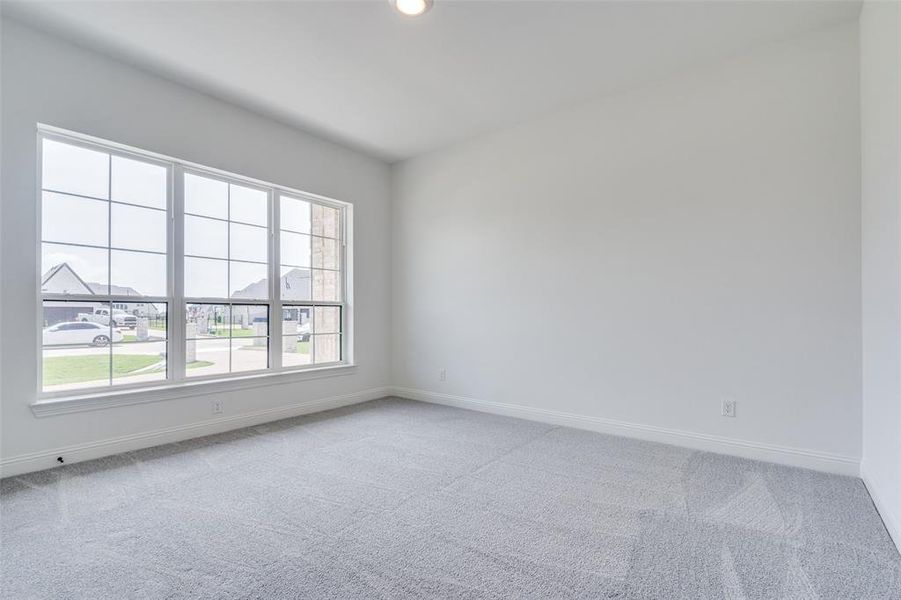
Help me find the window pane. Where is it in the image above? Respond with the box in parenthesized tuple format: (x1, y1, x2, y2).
(42, 300, 111, 342)
(42, 242, 108, 295)
(229, 223, 267, 263)
(312, 269, 339, 302)
(280, 267, 311, 301)
(184, 173, 227, 219)
(282, 306, 311, 338)
(230, 261, 268, 299)
(313, 334, 341, 364)
(280, 195, 311, 233)
(231, 305, 268, 337)
(312, 236, 339, 270)
(312, 204, 340, 239)
(111, 250, 166, 297)
(185, 257, 228, 298)
(42, 298, 113, 392)
(186, 339, 230, 378)
(230, 184, 267, 226)
(185, 215, 228, 259)
(231, 338, 268, 372)
(42, 192, 108, 247)
(111, 155, 167, 209)
(43, 345, 111, 391)
(280, 231, 310, 267)
(114, 301, 167, 341)
(282, 335, 312, 367)
(43, 300, 90, 329)
(42, 138, 109, 199)
(111, 203, 166, 253)
(113, 341, 166, 385)
(314, 306, 340, 334)
(186, 303, 230, 338)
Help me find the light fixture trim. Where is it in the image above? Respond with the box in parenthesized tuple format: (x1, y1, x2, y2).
(393, 0, 433, 17)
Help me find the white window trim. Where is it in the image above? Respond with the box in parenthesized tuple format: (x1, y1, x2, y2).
(34, 124, 354, 414)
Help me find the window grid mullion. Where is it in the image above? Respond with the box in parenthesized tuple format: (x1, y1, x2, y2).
(171, 164, 187, 382)
(309, 209, 314, 301)
(107, 154, 113, 386)
(271, 190, 282, 370)
(227, 184, 232, 375)
(311, 304, 317, 365)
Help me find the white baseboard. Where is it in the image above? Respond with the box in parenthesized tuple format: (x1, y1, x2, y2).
(390, 387, 860, 477)
(860, 460, 901, 554)
(0, 386, 390, 479)
(2, 385, 864, 482)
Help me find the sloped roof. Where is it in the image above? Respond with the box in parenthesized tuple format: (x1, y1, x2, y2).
(41, 263, 93, 295)
(43, 263, 148, 297)
(87, 282, 141, 296)
(231, 267, 311, 300)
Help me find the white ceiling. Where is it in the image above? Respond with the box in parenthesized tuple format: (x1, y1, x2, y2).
(5, 1, 861, 161)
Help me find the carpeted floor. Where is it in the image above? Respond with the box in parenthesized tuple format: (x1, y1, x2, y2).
(1, 397, 899, 599)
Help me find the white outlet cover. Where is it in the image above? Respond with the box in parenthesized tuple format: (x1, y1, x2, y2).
(722, 399, 736, 417)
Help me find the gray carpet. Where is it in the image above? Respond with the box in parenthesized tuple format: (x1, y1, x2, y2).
(1, 397, 899, 599)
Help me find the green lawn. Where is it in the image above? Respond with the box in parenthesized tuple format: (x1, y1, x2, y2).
(43, 355, 212, 386)
(43, 354, 159, 385)
(186, 360, 214, 370)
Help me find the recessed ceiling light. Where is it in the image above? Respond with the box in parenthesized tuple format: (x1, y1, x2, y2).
(393, 0, 433, 17)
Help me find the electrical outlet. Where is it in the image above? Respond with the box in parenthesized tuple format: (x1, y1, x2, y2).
(439, 369, 446, 382)
(722, 399, 736, 418)
(212, 400, 223, 415)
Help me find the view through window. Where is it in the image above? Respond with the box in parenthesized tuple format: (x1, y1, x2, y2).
(39, 130, 348, 395)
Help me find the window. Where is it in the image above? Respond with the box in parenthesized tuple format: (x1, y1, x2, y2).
(40, 138, 170, 393)
(38, 128, 350, 396)
(183, 172, 271, 378)
(279, 194, 344, 368)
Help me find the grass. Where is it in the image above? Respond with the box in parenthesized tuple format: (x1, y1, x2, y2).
(122, 335, 166, 343)
(45, 335, 309, 387)
(43, 354, 160, 385)
(186, 360, 214, 370)
(43, 355, 213, 386)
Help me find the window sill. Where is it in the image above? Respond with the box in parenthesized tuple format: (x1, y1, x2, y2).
(31, 364, 357, 417)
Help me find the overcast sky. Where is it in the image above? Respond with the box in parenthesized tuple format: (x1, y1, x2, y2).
(41, 138, 324, 299)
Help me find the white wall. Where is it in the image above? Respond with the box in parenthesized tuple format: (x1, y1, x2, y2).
(860, 0, 901, 550)
(392, 23, 862, 472)
(0, 14, 876, 485)
(0, 19, 391, 471)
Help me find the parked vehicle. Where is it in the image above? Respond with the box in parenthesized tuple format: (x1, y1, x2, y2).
(282, 308, 311, 341)
(77, 307, 138, 329)
(43, 322, 124, 346)
(283, 321, 312, 341)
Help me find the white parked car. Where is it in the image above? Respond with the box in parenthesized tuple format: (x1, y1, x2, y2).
(42, 322, 124, 346)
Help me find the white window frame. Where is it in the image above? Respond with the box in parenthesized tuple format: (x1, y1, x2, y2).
(35, 124, 354, 410)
